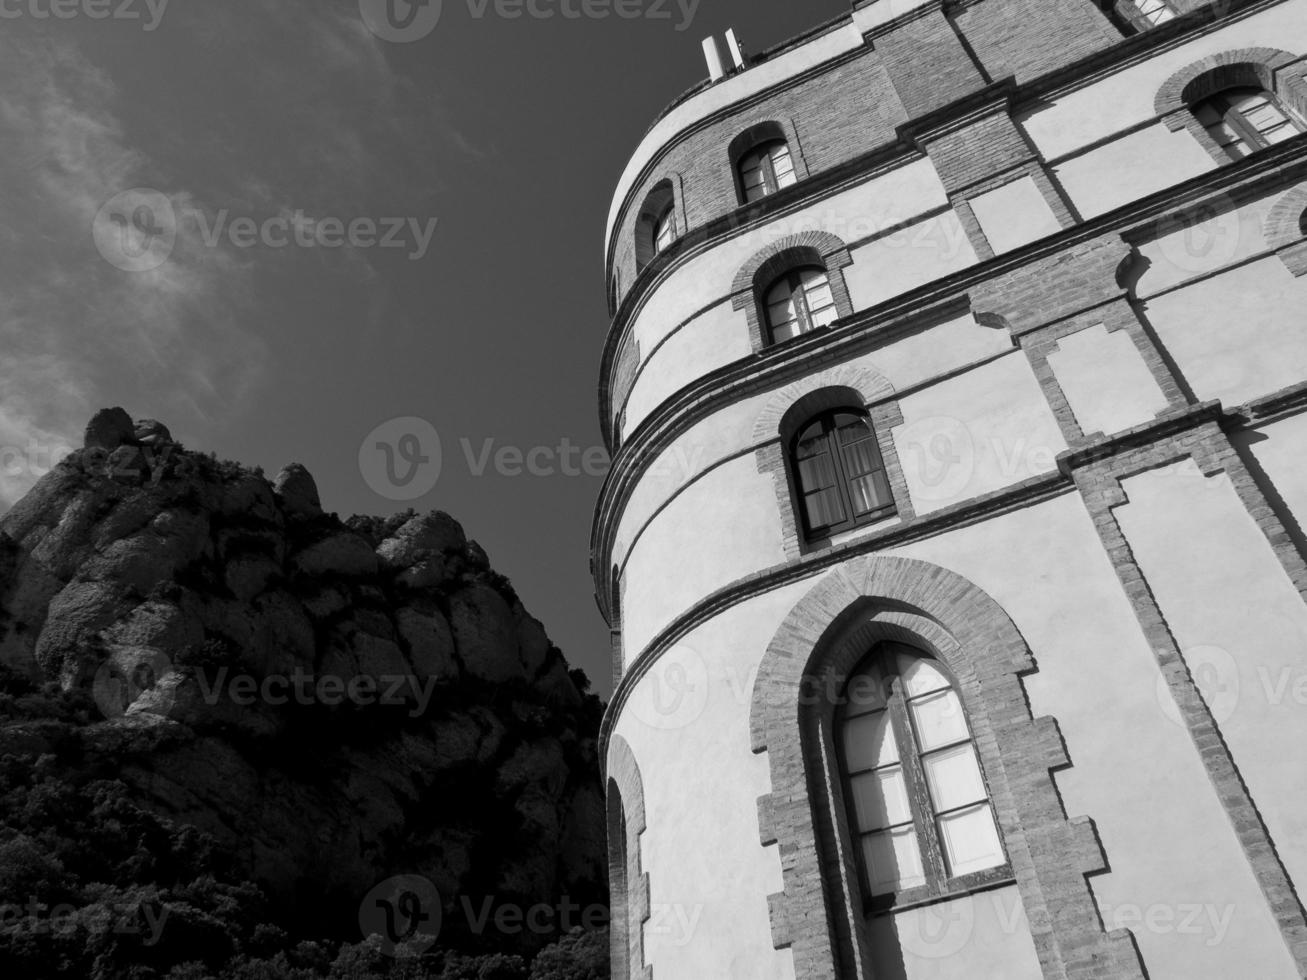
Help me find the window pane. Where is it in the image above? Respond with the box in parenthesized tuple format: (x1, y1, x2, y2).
(898, 656, 951, 698)
(848, 470, 893, 515)
(843, 709, 897, 772)
(849, 767, 911, 831)
(770, 144, 796, 188)
(804, 488, 845, 530)
(910, 689, 969, 752)
(838, 428, 882, 478)
(938, 803, 1004, 877)
(796, 448, 837, 490)
(922, 743, 988, 813)
(862, 826, 926, 896)
(1138, 0, 1174, 23)
(844, 671, 888, 717)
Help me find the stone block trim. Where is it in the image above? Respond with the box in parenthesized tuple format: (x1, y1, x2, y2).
(971, 234, 1134, 335)
(749, 558, 1146, 980)
(1017, 299, 1190, 446)
(1065, 421, 1307, 972)
(607, 735, 654, 980)
(732, 232, 856, 352)
(1265, 182, 1307, 275)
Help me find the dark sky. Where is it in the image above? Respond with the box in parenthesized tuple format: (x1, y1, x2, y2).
(0, 0, 848, 696)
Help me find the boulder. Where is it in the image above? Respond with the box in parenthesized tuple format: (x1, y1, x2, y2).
(83, 408, 135, 451)
(376, 511, 465, 568)
(293, 531, 379, 578)
(133, 419, 173, 447)
(272, 463, 321, 517)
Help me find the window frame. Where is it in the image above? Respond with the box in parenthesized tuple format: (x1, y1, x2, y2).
(737, 139, 797, 204)
(789, 408, 896, 541)
(763, 265, 839, 345)
(1194, 87, 1306, 160)
(835, 642, 1012, 917)
(652, 204, 677, 254)
(1134, 0, 1176, 26)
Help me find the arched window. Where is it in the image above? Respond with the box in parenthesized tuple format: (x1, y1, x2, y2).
(635, 181, 678, 272)
(837, 642, 1006, 908)
(791, 408, 894, 538)
(765, 265, 838, 344)
(1193, 87, 1305, 160)
(738, 139, 797, 203)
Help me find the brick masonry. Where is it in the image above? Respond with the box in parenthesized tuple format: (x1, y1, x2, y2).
(606, 735, 654, 980)
(749, 557, 1146, 980)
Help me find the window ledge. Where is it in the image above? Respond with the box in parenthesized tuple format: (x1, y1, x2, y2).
(866, 864, 1016, 918)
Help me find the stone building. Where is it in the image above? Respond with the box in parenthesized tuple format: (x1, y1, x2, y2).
(593, 0, 1307, 976)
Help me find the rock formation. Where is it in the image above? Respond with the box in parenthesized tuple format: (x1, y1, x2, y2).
(0, 410, 606, 951)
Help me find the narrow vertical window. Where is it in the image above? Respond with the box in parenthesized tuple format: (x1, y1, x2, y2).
(1194, 88, 1305, 160)
(739, 140, 798, 203)
(653, 205, 677, 254)
(791, 409, 894, 538)
(839, 643, 1007, 908)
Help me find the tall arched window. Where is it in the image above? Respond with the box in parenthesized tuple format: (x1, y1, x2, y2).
(838, 642, 1007, 909)
(739, 139, 797, 203)
(792, 408, 894, 538)
(1193, 87, 1305, 160)
(765, 265, 838, 343)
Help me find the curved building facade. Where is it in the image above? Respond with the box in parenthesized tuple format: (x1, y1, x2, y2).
(595, 1, 1307, 976)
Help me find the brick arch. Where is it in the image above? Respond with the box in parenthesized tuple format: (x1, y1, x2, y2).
(607, 734, 653, 980)
(1266, 183, 1307, 277)
(731, 232, 856, 352)
(750, 365, 896, 444)
(1155, 47, 1300, 126)
(749, 558, 1146, 980)
(727, 118, 811, 205)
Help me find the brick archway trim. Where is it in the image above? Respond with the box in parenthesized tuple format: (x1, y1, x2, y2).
(1155, 47, 1300, 126)
(607, 734, 653, 980)
(749, 557, 1146, 980)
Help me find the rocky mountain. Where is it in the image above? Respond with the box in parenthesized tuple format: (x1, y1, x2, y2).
(0, 408, 607, 971)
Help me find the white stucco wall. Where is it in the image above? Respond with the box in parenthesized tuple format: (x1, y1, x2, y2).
(1046, 323, 1169, 435)
(1142, 258, 1307, 408)
(1115, 459, 1307, 905)
(969, 175, 1064, 254)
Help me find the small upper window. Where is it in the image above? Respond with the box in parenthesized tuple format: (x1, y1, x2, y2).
(739, 140, 798, 204)
(765, 266, 838, 344)
(1136, 0, 1176, 25)
(838, 643, 1006, 908)
(792, 409, 894, 538)
(1194, 88, 1305, 160)
(635, 181, 678, 272)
